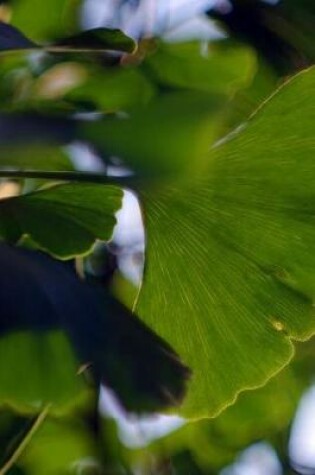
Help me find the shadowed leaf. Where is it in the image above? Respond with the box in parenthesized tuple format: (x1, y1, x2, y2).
(82, 92, 225, 177)
(0, 183, 122, 258)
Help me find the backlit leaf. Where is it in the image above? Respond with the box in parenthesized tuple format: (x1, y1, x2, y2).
(133, 67, 315, 418)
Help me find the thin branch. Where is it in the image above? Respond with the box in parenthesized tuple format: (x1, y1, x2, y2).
(0, 405, 51, 474)
(0, 169, 132, 186)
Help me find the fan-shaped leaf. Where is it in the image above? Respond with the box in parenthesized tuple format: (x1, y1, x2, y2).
(134, 67, 315, 418)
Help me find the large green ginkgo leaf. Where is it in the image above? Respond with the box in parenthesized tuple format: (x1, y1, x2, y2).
(134, 67, 315, 418)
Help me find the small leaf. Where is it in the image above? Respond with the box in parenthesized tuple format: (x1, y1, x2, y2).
(0, 183, 123, 258)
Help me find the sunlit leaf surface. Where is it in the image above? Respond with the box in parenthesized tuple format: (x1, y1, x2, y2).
(0, 21, 36, 51)
(134, 67, 315, 417)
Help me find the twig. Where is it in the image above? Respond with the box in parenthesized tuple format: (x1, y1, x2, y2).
(0, 405, 51, 474)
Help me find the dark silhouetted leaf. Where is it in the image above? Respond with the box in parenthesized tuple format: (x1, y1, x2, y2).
(0, 21, 37, 51)
(67, 66, 155, 112)
(0, 22, 136, 54)
(51, 28, 136, 54)
(0, 113, 75, 145)
(132, 67, 315, 418)
(0, 183, 123, 258)
(0, 243, 190, 413)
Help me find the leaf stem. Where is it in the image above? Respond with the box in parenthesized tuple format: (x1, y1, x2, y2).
(0, 169, 130, 185)
(0, 405, 51, 474)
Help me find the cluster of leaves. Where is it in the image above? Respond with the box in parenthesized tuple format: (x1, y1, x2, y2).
(0, 0, 315, 473)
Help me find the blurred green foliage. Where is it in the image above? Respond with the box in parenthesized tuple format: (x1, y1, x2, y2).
(0, 0, 314, 474)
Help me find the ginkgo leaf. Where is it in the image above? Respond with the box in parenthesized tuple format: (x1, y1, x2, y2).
(0, 243, 190, 413)
(0, 183, 122, 258)
(133, 67, 315, 418)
